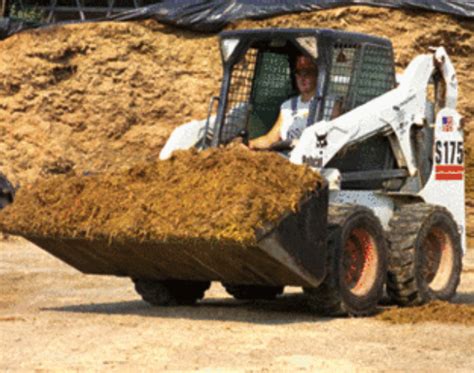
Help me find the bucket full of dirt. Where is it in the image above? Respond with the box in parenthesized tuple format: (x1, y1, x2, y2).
(0, 147, 328, 287)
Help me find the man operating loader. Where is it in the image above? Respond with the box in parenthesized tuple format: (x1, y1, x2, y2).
(248, 54, 344, 151)
(249, 55, 318, 150)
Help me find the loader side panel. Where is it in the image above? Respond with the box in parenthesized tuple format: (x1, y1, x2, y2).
(419, 108, 466, 252)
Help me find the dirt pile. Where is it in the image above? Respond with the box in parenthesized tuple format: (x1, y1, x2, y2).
(377, 301, 474, 325)
(0, 21, 220, 185)
(0, 147, 322, 244)
(1, 8, 473, 181)
(0, 7, 473, 236)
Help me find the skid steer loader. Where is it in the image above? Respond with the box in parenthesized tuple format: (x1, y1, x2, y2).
(159, 29, 465, 314)
(10, 29, 464, 316)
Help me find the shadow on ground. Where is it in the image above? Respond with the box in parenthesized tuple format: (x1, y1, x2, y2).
(43, 293, 339, 324)
(42, 289, 474, 324)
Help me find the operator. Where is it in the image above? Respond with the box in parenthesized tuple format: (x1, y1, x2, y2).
(249, 55, 318, 150)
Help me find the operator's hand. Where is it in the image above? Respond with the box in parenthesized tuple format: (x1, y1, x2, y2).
(230, 136, 244, 145)
(229, 136, 250, 151)
(248, 139, 270, 150)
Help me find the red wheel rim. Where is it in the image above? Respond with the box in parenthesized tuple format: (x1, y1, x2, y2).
(343, 228, 378, 296)
(421, 226, 454, 291)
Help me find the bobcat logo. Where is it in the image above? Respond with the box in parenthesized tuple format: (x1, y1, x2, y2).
(316, 133, 328, 148)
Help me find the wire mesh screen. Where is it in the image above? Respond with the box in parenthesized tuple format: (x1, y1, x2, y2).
(247, 51, 293, 139)
(349, 45, 395, 108)
(322, 44, 358, 121)
(325, 42, 397, 188)
(219, 47, 258, 144)
(323, 42, 395, 121)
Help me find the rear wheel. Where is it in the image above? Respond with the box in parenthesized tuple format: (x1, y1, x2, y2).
(223, 284, 284, 300)
(387, 204, 462, 306)
(304, 204, 387, 316)
(132, 279, 210, 306)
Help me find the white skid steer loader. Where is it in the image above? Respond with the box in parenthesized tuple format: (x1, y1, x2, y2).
(160, 28, 465, 314)
(12, 28, 463, 317)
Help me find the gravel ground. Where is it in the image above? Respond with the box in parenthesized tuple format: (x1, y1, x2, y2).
(1, 239, 473, 372)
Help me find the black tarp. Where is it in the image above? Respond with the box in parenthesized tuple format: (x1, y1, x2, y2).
(0, 17, 40, 39)
(1, 0, 473, 36)
(113, 1, 474, 32)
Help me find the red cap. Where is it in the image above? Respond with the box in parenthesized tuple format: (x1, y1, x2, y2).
(296, 55, 316, 71)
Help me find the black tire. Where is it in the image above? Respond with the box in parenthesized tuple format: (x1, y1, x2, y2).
(387, 203, 462, 306)
(304, 204, 387, 316)
(223, 284, 284, 300)
(132, 279, 210, 306)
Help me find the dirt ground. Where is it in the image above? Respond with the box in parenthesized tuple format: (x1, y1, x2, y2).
(1, 239, 473, 371)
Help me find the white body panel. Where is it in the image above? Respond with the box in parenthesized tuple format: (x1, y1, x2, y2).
(419, 107, 466, 251)
(159, 118, 211, 160)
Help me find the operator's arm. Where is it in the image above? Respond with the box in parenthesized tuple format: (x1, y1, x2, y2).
(248, 112, 283, 150)
(331, 97, 344, 119)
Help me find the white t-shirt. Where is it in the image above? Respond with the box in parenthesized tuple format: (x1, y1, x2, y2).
(279, 96, 311, 141)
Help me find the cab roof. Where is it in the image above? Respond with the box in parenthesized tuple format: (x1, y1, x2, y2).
(220, 28, 392, 49)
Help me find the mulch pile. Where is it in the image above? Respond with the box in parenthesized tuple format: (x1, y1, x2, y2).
(377, 301, 474, 325)
(0, 6, 473, 238)
(0, 21, 220, 185)
(0, 146, 322, 245)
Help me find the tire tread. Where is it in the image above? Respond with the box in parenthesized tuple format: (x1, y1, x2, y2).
(387, 203, 462, 306)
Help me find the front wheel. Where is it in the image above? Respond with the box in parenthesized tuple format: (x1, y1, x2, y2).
(223, 284, 284, 300)
(304, 204, 387, 316)
(132, 279, 210, 306)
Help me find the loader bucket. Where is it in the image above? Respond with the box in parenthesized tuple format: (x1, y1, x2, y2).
(16, 185, 328, 288)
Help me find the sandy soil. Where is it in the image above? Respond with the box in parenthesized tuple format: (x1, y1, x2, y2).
(1, 239, 473, 371)
(0, 21, 221, 185)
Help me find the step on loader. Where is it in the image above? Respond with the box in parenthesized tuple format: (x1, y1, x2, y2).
(8, 29, 465, 316)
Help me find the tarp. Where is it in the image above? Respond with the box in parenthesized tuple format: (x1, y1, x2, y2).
(0, 17, 40, 39)
(113, 0, 474, 32)
(1, 0, 473, 37)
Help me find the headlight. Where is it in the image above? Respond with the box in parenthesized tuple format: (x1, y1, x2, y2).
(296, 37, 318, 59)
(221, 38, 240, 62)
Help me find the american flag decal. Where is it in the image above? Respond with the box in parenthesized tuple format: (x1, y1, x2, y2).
(442, 116, 454, 132)
(435, 165, 464, 180)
